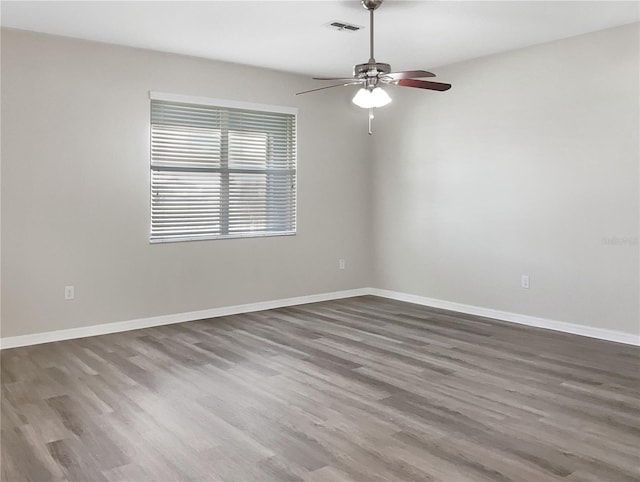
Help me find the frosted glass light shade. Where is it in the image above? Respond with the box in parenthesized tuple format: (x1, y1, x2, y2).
(352, 87, 392, 108)
(370, 87, 392, 107)
(351, 88, 371, 108)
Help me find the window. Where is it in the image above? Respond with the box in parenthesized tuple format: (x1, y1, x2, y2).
(149, 92, 297, 243)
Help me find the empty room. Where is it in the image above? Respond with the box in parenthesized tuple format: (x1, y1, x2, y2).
(1, 1, 638, 481)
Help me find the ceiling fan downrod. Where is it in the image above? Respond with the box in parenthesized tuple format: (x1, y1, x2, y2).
(354, 0, 390, 82)
(365, 1, 378, 63)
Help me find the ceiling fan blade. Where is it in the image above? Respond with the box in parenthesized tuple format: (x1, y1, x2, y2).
(295, 82, 361, 96)
(312, 77, 358, 81)
(396, 79, 451, 91)
(382, 70, 436, 80)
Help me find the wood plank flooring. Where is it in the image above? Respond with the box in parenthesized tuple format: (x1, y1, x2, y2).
(2, 296, 639, 481)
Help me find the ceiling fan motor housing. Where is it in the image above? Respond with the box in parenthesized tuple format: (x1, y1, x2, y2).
(354, 62, 391, 79)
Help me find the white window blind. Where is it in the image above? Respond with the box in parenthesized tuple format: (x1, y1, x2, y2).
(150, 94, 297, 243)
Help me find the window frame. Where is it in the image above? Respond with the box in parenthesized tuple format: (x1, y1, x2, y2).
(148, 91, 298, 244)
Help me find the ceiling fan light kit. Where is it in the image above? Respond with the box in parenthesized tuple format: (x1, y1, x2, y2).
(297, 0, 452, 134)
(352, 86, 391, 109)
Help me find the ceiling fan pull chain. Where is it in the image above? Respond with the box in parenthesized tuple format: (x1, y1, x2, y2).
(368, 108, 374, 135)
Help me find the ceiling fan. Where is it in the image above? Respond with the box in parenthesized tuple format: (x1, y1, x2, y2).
(296, 0, 451, 134)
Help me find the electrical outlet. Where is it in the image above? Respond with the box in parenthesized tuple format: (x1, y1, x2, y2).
(64, 285, 75, 300)
(521, 275, 530, 289)
(339, 259, 346, 270)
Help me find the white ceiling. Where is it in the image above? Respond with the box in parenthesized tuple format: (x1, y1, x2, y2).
(2, 1, 638, 78)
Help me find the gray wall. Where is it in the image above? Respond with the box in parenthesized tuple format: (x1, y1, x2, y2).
(2, 23, 638, 340)
(372, 23, 639, 335)
(1, 29, 373, 338)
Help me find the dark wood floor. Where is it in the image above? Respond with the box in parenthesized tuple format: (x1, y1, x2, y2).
(1, 296, 639, 481)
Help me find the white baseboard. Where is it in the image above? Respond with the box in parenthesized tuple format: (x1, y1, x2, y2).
(0, 288, 370, 350)
(2, 287, 638, 349)
(369, 288, 640, 347)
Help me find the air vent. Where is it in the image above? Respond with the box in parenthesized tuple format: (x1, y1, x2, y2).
(327, 21, 363, 32)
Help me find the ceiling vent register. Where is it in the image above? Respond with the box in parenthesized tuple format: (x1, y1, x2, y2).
(328, 21, 362, 32)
